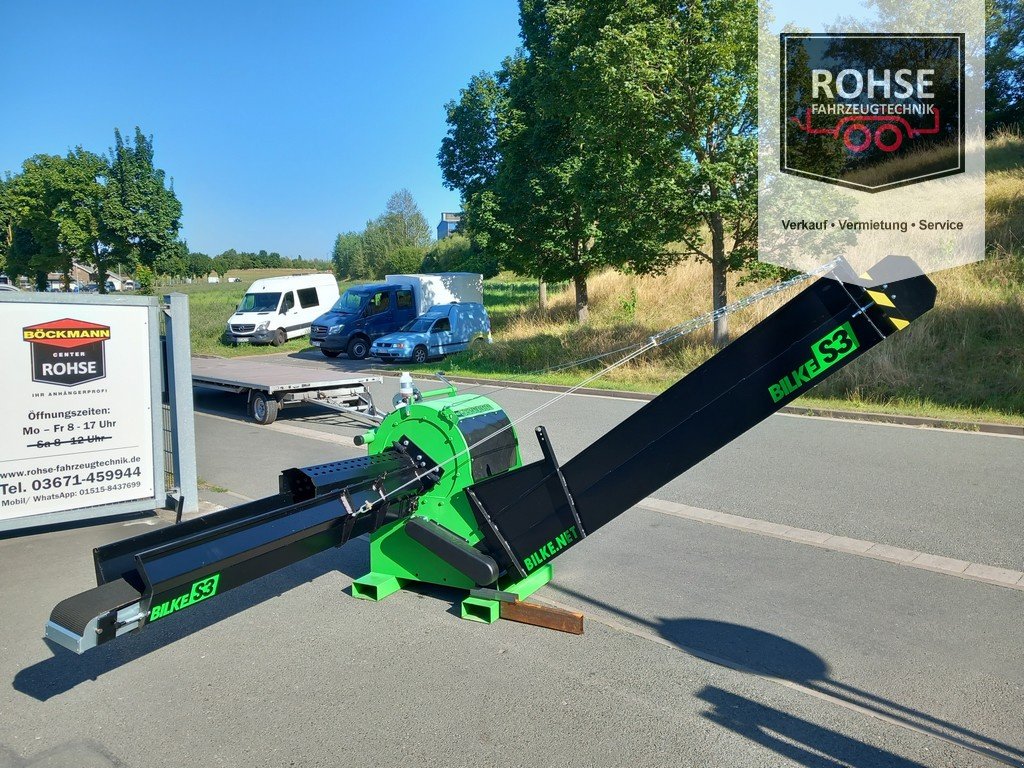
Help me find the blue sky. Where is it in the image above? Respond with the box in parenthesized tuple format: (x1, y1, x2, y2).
(768, 0, 865, 32)
(0, 2, 521, 259)
(0, 2, 862, 261)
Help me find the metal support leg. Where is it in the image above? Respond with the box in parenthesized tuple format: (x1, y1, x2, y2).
(164, 293, 199, 515)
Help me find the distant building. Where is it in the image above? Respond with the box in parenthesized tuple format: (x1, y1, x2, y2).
(437, 212, 462, 240)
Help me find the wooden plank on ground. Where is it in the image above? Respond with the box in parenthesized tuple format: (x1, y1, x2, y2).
(499, 600, 584, 635)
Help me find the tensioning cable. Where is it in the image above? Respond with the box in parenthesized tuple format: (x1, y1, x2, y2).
(360, 258, 842, 513)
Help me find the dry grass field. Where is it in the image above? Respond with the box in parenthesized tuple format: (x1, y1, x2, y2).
(432, 128, 1024, 423)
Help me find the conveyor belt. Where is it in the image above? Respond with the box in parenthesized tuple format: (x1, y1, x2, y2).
(50, 578, 142, 637)
(46, 579, 143, 653)
(45, 448, 433, 654)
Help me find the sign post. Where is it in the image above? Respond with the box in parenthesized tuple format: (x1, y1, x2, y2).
(0, 293, 165, 532)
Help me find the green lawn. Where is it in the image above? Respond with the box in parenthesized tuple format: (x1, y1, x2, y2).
(167, 271, 361, 357)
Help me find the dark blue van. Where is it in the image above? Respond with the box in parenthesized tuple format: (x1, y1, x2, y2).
(309, 283, 418, 359)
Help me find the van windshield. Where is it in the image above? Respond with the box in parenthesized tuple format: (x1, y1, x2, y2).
(403, 317, 437, 333)
(238, 292, 281, 313)
(331, 291, 365, 314)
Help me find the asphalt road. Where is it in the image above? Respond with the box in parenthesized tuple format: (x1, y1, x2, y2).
(1, 353, 1021, 768)
(197, 353, 1024, 568)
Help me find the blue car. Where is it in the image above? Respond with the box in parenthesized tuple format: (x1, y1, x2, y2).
(371, 303, 491, 364)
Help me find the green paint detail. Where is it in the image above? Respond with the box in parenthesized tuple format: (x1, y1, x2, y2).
(768, 322, 860, 403)
(351, 387, 560, 626)
(355, 392, 523, 596)
(149, 573, 220, 622)
(451, 403, 494, 419)
(460, 564, 553, 624)
(351, 572, 405, 602)
(523, 525, 579, 572)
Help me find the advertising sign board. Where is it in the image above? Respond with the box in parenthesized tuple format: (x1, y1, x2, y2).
(0, 293, 164, 532)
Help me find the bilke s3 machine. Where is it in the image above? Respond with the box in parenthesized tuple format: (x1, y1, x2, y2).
(46, 257, 935, 653)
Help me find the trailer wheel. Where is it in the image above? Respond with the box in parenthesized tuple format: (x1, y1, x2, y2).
(251, 393, 279, 425)
(272, 328, 287, 347)
(873, 123, 903, 152)
(321, 348, 341, 358)
(842, 123, 872, 153)
(347, 337, 369, 360)
(412, 345, 428, 364)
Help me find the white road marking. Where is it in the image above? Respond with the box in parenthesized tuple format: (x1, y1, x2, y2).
(638, 497, 1024, 590)
(778, 410, 1024, 440)
(196, 410, 359, 447)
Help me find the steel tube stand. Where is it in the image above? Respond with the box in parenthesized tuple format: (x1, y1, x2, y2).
(460, 564, 553, 624)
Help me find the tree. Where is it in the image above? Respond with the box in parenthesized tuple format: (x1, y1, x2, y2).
(155, 239, 190, 278)
(439, 73, 503, 200)
(441, 48, 606, 322)
(0, 175, 15, 276)
(4, 151, 109, 290)
(52, 149, 110, 290)
(384, 189, 431, 248)
(331, 231, 365, 278)
(440, 2, 717, 324)
(571, 0, 758, 344)
(422, 232, 500, 278)
(986, 0, 1024, 127)
(383, 245, 427, 275)
(103, 127, 182, 287)
(211, 254, 231, 277)
(348, 247, 369, 279)
(187, 251, 213, 279)
(362, 190, 431, 278)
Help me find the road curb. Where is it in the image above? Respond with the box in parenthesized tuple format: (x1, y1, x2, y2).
(367, 368, 1023, 436)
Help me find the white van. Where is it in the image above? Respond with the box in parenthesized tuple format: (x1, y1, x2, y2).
(225, 274, 340, 346)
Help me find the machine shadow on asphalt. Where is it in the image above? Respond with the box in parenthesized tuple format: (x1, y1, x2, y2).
(698, 686, 929, 768)
(548, 584, 1024, 768)
(12, 540, 370, 703)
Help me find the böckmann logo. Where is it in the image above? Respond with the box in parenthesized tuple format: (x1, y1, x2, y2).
(22, 318, 110, 387)
(781, 33, 965, 192)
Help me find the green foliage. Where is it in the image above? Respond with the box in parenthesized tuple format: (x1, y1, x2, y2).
(0, 127, 182, 291)
(383, 245, 427, 275)
(348, 247, 370, 279)
(187, 251, 213, 278)
(103, 127, 182, 274)
(209, 248, 309, 278)
(439, 0, 759, 330)
(617, 288, 638, 322)
(5, 155, 68, 283)
(421, 233, 500, 278)
(332, 190, 432, 279)
(4, 150, 110, 288)
(850, 0, 1022, 129)
(440, 43, 610, 311)
(0, 176, 14, 275)
(332, 231, 365, 278)
(986, 0, 1024, 127)
(362, 189, 431, 278)
(738, 261, 800, 286)
(135, 264, 156, 294)
(155, 239, 189, 278)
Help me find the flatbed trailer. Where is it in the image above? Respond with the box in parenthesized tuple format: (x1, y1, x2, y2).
(191, 356, 383, 425)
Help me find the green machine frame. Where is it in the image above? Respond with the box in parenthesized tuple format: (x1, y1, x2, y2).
(353, 388, 552, 622)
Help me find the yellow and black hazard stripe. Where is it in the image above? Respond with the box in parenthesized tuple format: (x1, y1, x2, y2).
(858, 267, 916, 333)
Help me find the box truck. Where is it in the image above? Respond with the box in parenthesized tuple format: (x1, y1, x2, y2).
(310, 273, 483, 359)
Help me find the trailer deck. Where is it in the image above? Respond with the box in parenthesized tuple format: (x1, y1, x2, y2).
(191, 356, 383, 425)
